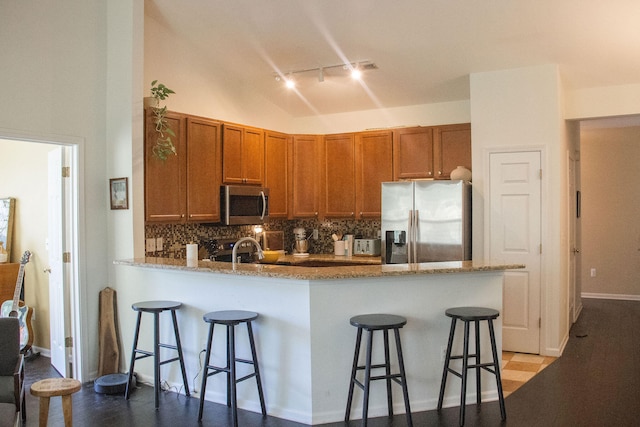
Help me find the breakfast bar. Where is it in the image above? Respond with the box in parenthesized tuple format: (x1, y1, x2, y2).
(114, 257, 522, 424)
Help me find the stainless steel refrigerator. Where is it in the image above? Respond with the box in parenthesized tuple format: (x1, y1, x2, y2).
(381, 180, 471, 264)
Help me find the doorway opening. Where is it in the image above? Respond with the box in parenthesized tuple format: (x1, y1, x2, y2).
(0, 133, 81, 380)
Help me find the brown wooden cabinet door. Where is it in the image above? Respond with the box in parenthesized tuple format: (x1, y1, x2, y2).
(290, 135, 320, 218)
(433, 123, 471, 180)
(264, 131, 289, 218)
(242, 127, 264, 185)
(356, 131, 393, 218)
(222, 124, 264, 185)
(186, 117, 221, 223)
(145, 111, 186, 223)
(323, 133, 356, 218)
(222, 124, 244, 184)
(392, 127, 434, 180)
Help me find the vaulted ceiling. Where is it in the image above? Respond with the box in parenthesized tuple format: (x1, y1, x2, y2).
(146, 0, 640, 118)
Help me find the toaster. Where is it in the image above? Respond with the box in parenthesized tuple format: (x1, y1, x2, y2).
(353, 238, 381, 256)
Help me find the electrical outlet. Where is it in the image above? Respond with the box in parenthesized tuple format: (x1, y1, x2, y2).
(156, 237, 164, 251)
(146, 238, 156, 253)
(590, 268, 596, 277)
(312, 229, 319, 240)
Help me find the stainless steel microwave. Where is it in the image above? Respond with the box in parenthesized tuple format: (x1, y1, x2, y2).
(220, 185, 269, 225)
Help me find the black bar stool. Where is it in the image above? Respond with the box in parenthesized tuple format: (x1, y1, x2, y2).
(437, 306, 506, 426)
(124, 300, 190, 409)
(198, 310, 266, 426)
(345, 314, 412, 427)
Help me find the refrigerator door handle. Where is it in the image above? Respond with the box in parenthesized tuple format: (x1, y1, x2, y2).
(413, 209, 419, 263)
(407, 210, 413, 263)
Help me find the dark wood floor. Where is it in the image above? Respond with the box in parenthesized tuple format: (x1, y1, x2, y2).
(19, 298, 640, 426)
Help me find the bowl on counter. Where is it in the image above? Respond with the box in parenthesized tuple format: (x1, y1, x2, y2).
(260, 250, 285, 264)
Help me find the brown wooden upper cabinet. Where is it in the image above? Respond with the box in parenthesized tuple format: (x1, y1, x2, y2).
(185, 117, 222, 222)
(222, 124, 264, 185)
(392, 127, 434, 180)
(393, 124, 471, 181)
(433, 123, 471, 179)
(321, 130, 393, 219)
(356, 130, 393, 218)
(290, 135, 320, 219)
(322, 133, 356, 218)
(264, 131, 289, 218)
(145, 111, 222, 223)
(145, 110, 187, 223)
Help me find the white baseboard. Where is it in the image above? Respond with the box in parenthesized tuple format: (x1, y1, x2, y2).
(30, 346, 51, 358)
(581, 292, 640, 301)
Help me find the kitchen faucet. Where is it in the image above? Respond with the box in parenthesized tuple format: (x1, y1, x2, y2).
(232, 237, 264, 268)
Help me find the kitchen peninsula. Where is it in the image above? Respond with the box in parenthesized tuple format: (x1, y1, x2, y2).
(114, 256, 522, 424)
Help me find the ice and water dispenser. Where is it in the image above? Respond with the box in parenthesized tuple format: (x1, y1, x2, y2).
(385, 230, 408, 264)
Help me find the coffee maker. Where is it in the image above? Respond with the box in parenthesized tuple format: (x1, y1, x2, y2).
(292, 227, 310, 257)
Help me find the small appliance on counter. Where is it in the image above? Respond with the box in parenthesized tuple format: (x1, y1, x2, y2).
(292, 227, 310, 257)
(353, 238, 381, 256)
(262, 231, 284, 251)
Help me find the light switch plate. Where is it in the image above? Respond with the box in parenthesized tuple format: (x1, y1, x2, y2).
(156, 237, 163, 251)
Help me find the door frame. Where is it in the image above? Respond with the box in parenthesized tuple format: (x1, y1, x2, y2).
(0, 128, 83, 379)
(568, 150, 582, 323)
(484, 145, 546, 355)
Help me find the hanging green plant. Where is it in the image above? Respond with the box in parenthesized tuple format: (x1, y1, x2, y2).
(148, 80, 177, 161)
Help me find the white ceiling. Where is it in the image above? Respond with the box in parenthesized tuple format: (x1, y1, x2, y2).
(147, 0, 640, 118)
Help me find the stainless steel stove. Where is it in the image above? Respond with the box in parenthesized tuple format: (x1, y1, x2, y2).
(203, 238, 256, 263)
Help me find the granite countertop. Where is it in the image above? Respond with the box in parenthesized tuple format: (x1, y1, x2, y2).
(115, 254, 524, 280)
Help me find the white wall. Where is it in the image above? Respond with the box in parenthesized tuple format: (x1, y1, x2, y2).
(469, 64, 569, 356)
(0, 0, 111, 379)
(290, 100, 471, 134)
(566, 83, 640, 120)
(143, 11, 471, 136)
(580, 126, 640, 299)
(143, 13, 293, 133)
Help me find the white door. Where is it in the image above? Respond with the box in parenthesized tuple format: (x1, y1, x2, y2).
(489, 151, 542, 354)
(48, 147, 68, 376)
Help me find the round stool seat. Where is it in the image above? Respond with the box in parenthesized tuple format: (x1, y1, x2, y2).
(350, 313, 407, 330)
(203, 310, 258, 324)
(445, 306, 499, 321)
(132, 300, 182, 312)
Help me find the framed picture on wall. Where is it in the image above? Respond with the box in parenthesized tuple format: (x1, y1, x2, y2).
(0, 197, 15, 260)
(110, 178, 129, 210)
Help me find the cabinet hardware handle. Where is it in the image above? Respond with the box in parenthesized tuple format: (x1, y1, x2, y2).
(438, 171, 442, 175)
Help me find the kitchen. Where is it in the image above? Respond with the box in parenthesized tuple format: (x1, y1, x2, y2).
(3, 0, 640, 425)
(129, 103, 517, 422)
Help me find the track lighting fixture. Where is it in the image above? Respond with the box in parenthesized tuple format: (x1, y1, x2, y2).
(274, 61, 376, 88)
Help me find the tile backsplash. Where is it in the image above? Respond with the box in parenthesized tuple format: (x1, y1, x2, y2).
(146, 218, 381, 258)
